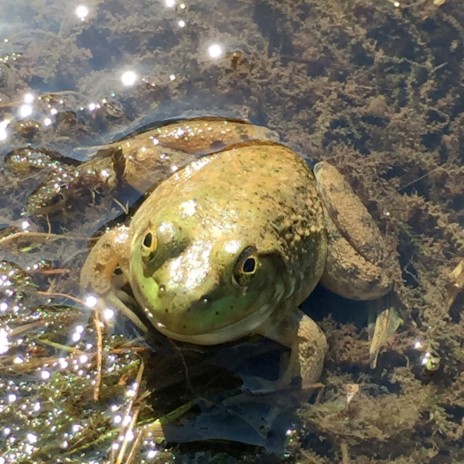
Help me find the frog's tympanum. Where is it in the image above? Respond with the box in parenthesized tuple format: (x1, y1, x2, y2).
(42, 118, 393, 389)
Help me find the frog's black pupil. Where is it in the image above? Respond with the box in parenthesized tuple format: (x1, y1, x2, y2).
(243, 257, 256, 273)
(143, 233, 152, 248)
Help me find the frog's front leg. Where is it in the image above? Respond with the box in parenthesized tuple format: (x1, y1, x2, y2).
(80, 226, 148, 332)
(258, 310, 328, 389)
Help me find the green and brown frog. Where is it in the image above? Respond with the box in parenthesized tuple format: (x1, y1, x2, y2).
(30, 118, 393, 389)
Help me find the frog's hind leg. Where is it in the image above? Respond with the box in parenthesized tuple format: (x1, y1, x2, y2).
(313, 162, 401, 367)
(313, 161, 392, 300)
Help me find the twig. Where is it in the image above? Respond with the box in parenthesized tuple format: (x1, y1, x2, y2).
(37, 290, 86, 307)
(93, 309, 103, 401)
(340, 439, 350, 464)
(0, 231, 74, 246)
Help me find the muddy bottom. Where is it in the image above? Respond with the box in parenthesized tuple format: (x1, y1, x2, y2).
(0, 1, 463, 463)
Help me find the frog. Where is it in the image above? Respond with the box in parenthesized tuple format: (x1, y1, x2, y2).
(34, 117, 393, 389)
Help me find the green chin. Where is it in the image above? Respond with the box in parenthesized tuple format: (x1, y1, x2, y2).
(150, 300, 276, 345)
(131, 272, 280, 344)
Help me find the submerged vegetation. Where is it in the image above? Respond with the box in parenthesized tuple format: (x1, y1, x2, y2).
(0, 0, 463, 462)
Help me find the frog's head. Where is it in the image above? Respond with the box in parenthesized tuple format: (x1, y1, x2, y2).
(129, 217, 288, 345)
(125, 147, 327, 345)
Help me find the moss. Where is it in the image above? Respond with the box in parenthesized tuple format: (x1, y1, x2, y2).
(1, 0, 463, 462)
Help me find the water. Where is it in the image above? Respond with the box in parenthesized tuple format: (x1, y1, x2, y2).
(0, 0, 463, 462)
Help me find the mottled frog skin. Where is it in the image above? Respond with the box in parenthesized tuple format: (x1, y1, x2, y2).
(38, 118, 392, 388)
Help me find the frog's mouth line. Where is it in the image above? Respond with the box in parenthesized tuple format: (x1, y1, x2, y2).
(150, 302, 275, 345)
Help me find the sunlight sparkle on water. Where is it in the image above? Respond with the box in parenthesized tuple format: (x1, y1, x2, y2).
(26, 433, 37, 444)
(147, 449, 158, 459)
(125, 430, 135, 441)
(0, 328, 10, 354)
(72, 424, 82, 432)
(23, 93, 34, 104)
(121, 70, 137, 86)
(72, 333, 80, 342)
(0, 119, 9, 141)
(84, 295, 98, 308)
(421, 351, 432, 365)
(18, 104, 33, 118)
(165, 0, 176, 7)
(75, 5, 89, 20)
(208, 43, 224, 59)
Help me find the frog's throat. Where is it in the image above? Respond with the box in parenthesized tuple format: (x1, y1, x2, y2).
(147, 302, 275, 345)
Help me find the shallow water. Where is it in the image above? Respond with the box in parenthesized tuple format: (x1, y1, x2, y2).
(0, 1, 463, 463)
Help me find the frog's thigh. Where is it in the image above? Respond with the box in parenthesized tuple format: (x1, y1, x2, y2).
(313, 161, 392, 300)
(261, 309, 328, 388)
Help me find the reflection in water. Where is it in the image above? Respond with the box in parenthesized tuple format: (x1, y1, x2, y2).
(0, 119, 8, 140)
(0, 0, 463, 462)
(75, 5, 89, 21)
(120, 70, 138, 87)
(0, 327, 9, 354)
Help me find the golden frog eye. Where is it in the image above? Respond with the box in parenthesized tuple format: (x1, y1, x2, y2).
(233, 246, 259, 286)
(141, 231, 157, 262)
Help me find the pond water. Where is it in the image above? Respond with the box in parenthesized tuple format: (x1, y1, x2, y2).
(0, 1, 463, 463)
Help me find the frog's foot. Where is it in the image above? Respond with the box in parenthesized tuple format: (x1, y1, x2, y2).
(313, 161, 393, 300)
(257, 309, 328, 390)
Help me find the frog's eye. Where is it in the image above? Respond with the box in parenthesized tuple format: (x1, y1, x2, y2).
(233, 246, 259, 286)
(141, 231, 157, 261)
(143, 233, 153, 248)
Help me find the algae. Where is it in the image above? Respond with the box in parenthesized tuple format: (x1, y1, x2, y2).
(0, 0, 463, 462)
